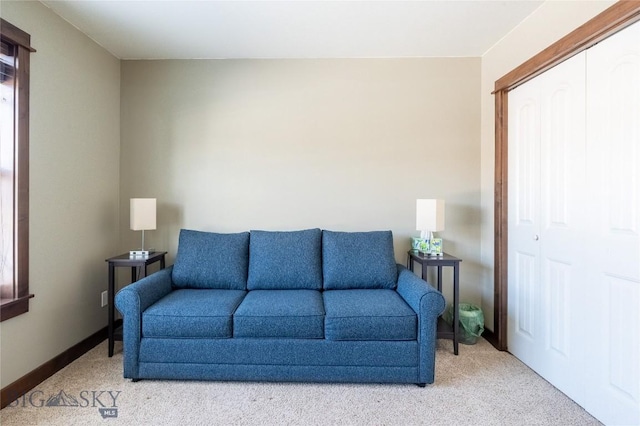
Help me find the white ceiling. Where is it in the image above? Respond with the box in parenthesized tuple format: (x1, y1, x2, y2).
(41, 0, 544, 60)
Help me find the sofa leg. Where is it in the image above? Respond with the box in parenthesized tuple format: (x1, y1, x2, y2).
(131, 378, 141, 382)
(416, 383, 426, 388)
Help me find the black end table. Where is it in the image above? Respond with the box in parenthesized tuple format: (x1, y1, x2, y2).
(105, 251, 167, 357)
(407, 251, 462, 355)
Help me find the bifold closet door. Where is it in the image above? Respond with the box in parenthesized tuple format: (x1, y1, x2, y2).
(584, 21, 640, 426)
(509, 20, 640, 425)
(508, 50, 588, 405)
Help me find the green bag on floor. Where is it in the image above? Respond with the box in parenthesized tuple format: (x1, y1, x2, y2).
(443, 303, 485, 345)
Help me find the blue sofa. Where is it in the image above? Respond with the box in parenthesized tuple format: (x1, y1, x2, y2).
(115, 228, 446, 386)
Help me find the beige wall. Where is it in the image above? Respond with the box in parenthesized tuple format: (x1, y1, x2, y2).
(479, 0, 615, 330)
(120, 58, 481, 306)
(0, 2, 120, 387)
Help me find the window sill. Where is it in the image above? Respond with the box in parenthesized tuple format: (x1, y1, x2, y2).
(0, 294, 34, 321)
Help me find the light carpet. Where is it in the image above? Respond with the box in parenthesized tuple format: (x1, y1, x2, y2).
(1, 338, 600, 425)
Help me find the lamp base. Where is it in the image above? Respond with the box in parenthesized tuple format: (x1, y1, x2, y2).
(129, 250, 150, 258)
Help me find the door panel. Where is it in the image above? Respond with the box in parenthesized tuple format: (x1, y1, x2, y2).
(538, 51, 588, 402)
(546, 259, 570, 357)
(508, 80, 541, 369)
(509, 50, 588, 405)
(539, 53, 586, 402)
(606, 275, 639, 401)
(515, 251, 537, 339)
(585, 21, 640, 426)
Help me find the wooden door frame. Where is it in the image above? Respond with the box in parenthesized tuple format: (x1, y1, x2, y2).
(491, 1, 640, 351)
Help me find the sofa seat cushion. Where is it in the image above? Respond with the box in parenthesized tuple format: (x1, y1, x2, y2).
(322, 230, 397, 290)
(323, 290, 417, 341)
(142, 289, 246, 338)
(234, 290, 324, 339)
(172, 229, 249, 290)
(247, 229, 323, 290)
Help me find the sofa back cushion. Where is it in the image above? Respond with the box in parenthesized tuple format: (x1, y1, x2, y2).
(322, 230, 397, 289)
(247, 229, 323, 290)
(172, 229, 249, 290)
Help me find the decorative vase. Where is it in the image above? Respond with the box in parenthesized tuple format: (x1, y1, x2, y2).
(411, 237, 423, 252)
(418, 239, 430, 254)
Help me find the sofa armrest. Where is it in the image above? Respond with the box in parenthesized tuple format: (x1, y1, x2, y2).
(396, 264, 446, 384)
(396, 264, 445, 316)
(114, 266, 173, 379)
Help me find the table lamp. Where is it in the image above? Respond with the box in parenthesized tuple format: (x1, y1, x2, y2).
(130, 198, 156, 258)
(416, 199, 445, 256)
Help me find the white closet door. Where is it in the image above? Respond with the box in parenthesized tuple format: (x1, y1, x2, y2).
(585, 21, 640, 426)
(538, 51, 589, 403)
(508, 51, 588, 404)
(508, 72, 543, 371)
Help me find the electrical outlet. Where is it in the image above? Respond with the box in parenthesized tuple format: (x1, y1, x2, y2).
(101, 291, 108, 307)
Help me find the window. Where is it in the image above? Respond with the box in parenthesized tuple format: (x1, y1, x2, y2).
(1, 19, 34, 321)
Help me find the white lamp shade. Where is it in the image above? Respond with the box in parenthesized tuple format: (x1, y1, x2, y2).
(130, 198, 156, 231)
(416, 199, 445, 232)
